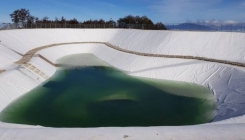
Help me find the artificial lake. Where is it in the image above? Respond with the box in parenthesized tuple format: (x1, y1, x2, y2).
(0, 54, 216, 127)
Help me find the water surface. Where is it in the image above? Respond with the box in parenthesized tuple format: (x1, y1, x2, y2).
(0, 54, 216, 127)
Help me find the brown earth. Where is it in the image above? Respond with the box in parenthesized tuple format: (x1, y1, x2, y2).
(0, 70, 5, 74)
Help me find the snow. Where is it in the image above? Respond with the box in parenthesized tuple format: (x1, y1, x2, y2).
(0, 29, 244, 139)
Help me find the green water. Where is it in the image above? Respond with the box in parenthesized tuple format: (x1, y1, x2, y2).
(0, 54, 216, 127)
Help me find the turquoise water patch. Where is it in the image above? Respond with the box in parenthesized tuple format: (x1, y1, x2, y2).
(0, 54, 216, 127)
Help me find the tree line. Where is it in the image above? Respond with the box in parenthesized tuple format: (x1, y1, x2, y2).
(10, 8, 166, 30)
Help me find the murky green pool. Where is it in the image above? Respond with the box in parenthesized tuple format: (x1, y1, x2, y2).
(0, 54, 216, 127)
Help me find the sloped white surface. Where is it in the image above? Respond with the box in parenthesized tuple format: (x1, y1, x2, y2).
(0, 29, 245, 139)
(29, 57, 56, 78)
(1, 29, 245, 63)
(0, 70, 40, 112)
(0, 29, 117, 54)
(109, 30, 245, 63)
(0, 44, 21, 69)
(0, 124, 244, 140)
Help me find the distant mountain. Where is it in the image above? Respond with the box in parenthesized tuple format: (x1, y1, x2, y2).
(165, 23, 245, 32)
(210, 24, 245, 32)
(166, 23, 216, 31)
(0, 23, 9, 29)
(0, 23, 4, 29)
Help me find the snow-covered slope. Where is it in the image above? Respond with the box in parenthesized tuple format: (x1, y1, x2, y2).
(0, 29, 244, 140)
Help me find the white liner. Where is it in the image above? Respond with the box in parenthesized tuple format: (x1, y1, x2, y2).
(0, 29, 244, 139)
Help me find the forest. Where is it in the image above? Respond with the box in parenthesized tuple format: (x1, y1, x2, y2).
(9, 8, 167, 30)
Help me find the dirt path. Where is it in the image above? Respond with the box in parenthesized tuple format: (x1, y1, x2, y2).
(14, 42, 245, 67)
(15, 42, 89, 65)
(0, 70, 5, 74)
(35, 54, 59, 67)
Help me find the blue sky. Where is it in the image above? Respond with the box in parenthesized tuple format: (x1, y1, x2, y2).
(0, 0, 245, 24)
